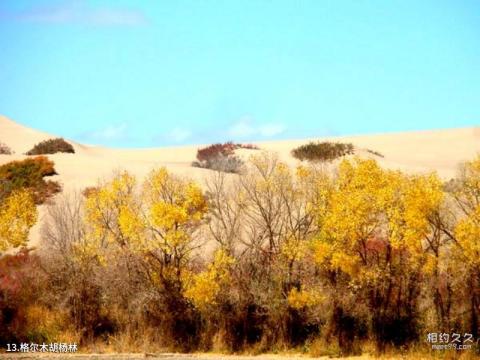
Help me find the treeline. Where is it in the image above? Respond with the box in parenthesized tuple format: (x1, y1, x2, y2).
(0, 152, 479, 356)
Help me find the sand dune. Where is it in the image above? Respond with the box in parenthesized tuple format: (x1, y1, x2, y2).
(1, 114, 480, 243)
(257, 127, 480, 179)
(0, 115, 89, 155)
(2, 115, 480, 191)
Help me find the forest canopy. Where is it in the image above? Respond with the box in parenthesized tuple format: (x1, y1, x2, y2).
(1, 153, 479, 356)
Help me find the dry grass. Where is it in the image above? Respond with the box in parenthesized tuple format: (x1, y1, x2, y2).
(26, 138, 75, 155)
(291, 141, 354, 162)
(0, 142, 12, 155)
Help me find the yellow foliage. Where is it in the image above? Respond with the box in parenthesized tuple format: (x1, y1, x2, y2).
(84, 168, 207, 257)
(145, 168, 207, 251)
(287, 287, 323, 310)
(151, 202, 188, 228)
(118, 204, 145, 245)
(422, 253, 438, 276)
(84, 171, 138, 246)
(311, 239, 333, 265)
(184, 249, 235, 311)
(71, 233, 107, 267)
(455, 205, 480, 267)
(316, 158, 442, 281)
(281, 237, 308, 262)
(0, 189, 37, 252)
(295, 165, 311, 180)
(387, 173, 443, 251)
(330, 251, 359, 276)
(323, 159, 386, 249)
(453, 156, 480, 267)
(184, 271, 221, 311)
(455, 155, 480, 206)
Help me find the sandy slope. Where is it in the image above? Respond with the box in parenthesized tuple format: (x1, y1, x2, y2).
(2, 115, 479, 191)
(1, 114, 480, 243)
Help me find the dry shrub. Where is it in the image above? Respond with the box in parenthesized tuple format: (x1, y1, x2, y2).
(193, 142, 243, 173)
(307, 337, 342, 357)
(193, 142, 258, 173)
(0, 249, 78, 346)
(198, 153, 325, 353)
(0, 142, 12, 155)
(192, 155, 243, 173)
(196, 142, 259, 162)
(105, 327, 169, 354)
(237, 143, 260, 150)
(81, 186, 99, 198)
(23, 305, 77, 344)
(40, 190, 201, 351)
(26, 138, 75, 155)
(366, 148, 384, 158)
(291, 141, 354, 162)
(0, 156, 61, 204)
(196, 142, 237, 162)
(0, 250, 49, 345)
(40, 193, 115, 343)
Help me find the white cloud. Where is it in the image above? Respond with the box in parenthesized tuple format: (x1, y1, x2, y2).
(258, 123, 287, 137)
(228, 118, 286, 139)
(228, 119, 255, 137)
(1, 1, 148, 26)
(89, 122, 129, 141)
(167, 127, 192, 143)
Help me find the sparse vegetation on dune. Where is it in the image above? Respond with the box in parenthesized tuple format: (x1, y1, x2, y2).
(197, 142, 237, 162)
(291, 141, 354, 162)
(365, 148, 384, 158)
(26, 137, 75, 155)
(236, 143, 260, 150)
(192, 141, 258, 173)
(0, 142, 12, 155)
(0, 156, 61, 204)
(192, 154, 244, 173)
(1, 153, 480, 357)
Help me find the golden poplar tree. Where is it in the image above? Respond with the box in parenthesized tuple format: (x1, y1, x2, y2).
(84, 168, 208, 290)
(449, 155, 480, 337)
(311, 158, 443, 351)
(0, 189, 37, 253)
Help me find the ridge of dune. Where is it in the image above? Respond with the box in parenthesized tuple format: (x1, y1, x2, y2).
(257, 126, 480, 177)
(0, 115, 85, 154)
(2, 114, 480, 189)
(1, 114, 480, 244)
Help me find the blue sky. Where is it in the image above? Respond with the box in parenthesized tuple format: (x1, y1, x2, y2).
(0, 0, 479, 147)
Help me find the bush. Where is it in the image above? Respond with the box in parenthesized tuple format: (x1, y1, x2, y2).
(291, 141, 354, 162)
(366, 149, 384, 158)
(237, 143, 260, 150)
(193, 142, 246, 173)
(192, 155, 243, 174)
(26, 138, 75, 155)
(196, 142, 236, 162)
(0, 143, 12, 155)
(0, 249, 45, 345)
(0, 156, 61, 204)
(196, 142, 259, 163)
(82, 186, 99, 198)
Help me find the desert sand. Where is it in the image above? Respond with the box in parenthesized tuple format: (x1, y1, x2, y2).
(1, 114, 480, 243)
